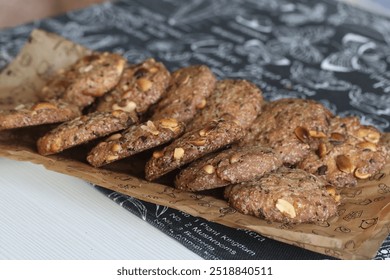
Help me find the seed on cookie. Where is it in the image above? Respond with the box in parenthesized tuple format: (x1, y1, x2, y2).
(145, 115, 245, 181)
(224, 168, 340, 224)
(150, 65, 216, 125)
(96, 58, 170, 115)
(37, 110, 138, 156)
(86, 118, 185, 167)
(0, 100, 81, 131)
(174, 145, 283, 191)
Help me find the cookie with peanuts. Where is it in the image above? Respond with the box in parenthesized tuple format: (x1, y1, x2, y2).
(95, 58, 170, 115)
(37, 110, 138, 155)
(224, 167, 341, 224)
(174, 145, 283, 191)
(87, 118, 185, 167)
(145, 114, 245, 181)
(0, 100, 81, 131)
(298, 116, 388, 187)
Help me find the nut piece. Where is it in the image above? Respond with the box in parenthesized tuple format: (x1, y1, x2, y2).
(141, 120, 160, 136)
(202, 164, 215, 174)
(325, 185, 341, 202)
(196, 98, 207, 109)
(354, 168, 372, 179)
(111, 110, 124, 118)
(294, 126, 310, 143)
(177, 74, 190, 85)
(32, 102, 57, 111)
(189, 139, 206, 146)
(275, 199, 296, 218)
(229, 154, 240, 164)
(336, 155, 355, 173)
(356, 141, 377, 151)
(309, 130, 326, 138)
(106, 154, 119, 162)
(330, 132, 346, 143)
(107, 133, 122, 141)
(153, 150, 164, 159)
(112, 101, 137, 113)
(137, 78, 153, 92)
(149, 67, 159, 73)
(317, 142, 327, 158)
(357, 127, 380, 144)
(173, 147, 185, 160)
(160, 118, 180, 132)
(111, 143, 121, 152)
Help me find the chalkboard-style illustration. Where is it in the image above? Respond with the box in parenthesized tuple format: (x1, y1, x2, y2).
(108, 192, 148, 220)
(167, 0, 242, 26)
(359, 218, 378, 230)
(290, 61, 351, 91)
(235, 14, 273, 33)
(349, 87, 390, 116)
(270, 25, 335, 64)
(375, 236, 390, 260)
(321, 33, 389, 74)
(235, 39, 290, 65)
(338, 110, 389, 131)
(147, 39, 192, 63)
(280, 3, 327, 26)
(328, 1, 374, 27)
(155, 205, 169, 218)
(262, 88, 307, 101)
(67, 1, 145, 30)
(43, 19, 130, 51)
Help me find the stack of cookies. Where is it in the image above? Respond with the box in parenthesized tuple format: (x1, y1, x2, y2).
(0, 52, 388, 225)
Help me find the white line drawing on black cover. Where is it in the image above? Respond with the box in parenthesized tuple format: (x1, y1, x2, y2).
(168, 0, 243, 26)
(290, 61, 351, 91)
(270, 25, 335, 64)
(280, 3, 327, 26)
(321, 33, 389, 74)
(108, 192, 148, 221)
(348, 86, 390, 116)
(235, 39, 290, 65)
(235, 14, 273, 33)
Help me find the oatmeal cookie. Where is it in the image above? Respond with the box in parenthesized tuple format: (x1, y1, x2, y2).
(187, 79, 263, 130)
(0, 100, 81, 130)
(37, 110, 138, 155)
(175, 145, 283, 191)
(95, 58, 170, 115)
(87, 118, 185, 167)
(145, 115, 245, 181)
(242, 98, 334, 165)
(224, 167, 340, 224)
(150, 65, 216, 124)
(298, 116, 388, 187)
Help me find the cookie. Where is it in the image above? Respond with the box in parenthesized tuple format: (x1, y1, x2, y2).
(298, 116, 388, 187)
(0, 100, 81, 131)
(188, 79, 263, 130)
(39, 52, 126, 108)
(95, 58, 170, 115)
(145, 115, 245, 181)
(175, 145, 283, 191)
(150, 65, 216, 124)
(87, 118, 185, 167)
(37, 110, 138, 155)
(224, 168, 340, 224)
(242, 98, 334, 165)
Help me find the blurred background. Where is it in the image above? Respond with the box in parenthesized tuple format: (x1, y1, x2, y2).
(0, 0, 389, 29)
(0, 0, 106, 28)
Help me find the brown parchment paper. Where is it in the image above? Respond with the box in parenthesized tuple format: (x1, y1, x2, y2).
(1, 29, 389, 260)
